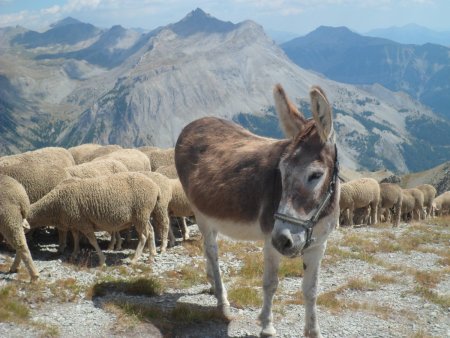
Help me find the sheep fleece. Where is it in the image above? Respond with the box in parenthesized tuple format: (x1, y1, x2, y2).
(28, 172, 160, 234)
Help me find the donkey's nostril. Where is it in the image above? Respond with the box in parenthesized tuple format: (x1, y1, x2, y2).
(278, 229, 293, 250)
(281, 235, 293, 250)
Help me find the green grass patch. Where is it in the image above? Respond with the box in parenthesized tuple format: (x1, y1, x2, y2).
(239, 253, 264, 280)
(228, 286, 262, 308)
(279, 257, 304, 278)
(171, 303, 226, 323)
(0, 286, 29, 323)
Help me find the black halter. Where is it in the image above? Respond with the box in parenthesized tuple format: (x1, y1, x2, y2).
(273, 144, 339, 250)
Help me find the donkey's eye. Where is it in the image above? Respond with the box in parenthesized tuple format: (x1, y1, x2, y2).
(308, 171, 323, 182)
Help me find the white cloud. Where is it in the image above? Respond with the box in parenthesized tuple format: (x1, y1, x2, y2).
(41, 6, 62, 16)
(63, 0, 102, 12)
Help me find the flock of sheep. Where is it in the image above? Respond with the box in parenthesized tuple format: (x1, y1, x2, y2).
(339, 177, 450, 227)
(0, 144, 193, 282)
(1, 144, 449, 283)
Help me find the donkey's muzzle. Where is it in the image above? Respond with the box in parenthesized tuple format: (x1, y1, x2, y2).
(271, 224, 306, 257)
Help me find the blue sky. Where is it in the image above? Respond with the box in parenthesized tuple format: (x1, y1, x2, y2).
(0, 0, 448, 35)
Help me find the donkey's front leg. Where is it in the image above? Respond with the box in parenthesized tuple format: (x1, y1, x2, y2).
(302, 243, 326, 338)
(201, 226, 231, 318)
(259, 238, 281, 337)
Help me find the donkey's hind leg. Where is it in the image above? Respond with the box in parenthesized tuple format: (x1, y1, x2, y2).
(198, 221, 231, 319)
(258, 237, 281, 336)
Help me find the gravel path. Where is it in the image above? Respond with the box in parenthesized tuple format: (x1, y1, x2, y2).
(0, 222, 449, 337)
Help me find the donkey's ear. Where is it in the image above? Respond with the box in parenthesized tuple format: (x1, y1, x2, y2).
(310, 86, 333, 143)
(273, 84, 307, 138)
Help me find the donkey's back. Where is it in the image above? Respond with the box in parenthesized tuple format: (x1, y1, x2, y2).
(175, 116, 289, 236)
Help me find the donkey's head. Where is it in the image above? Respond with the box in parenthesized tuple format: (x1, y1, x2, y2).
(271, 84, 339, 257)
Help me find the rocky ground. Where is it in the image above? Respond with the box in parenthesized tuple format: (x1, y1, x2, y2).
(0, 219, 449, 338)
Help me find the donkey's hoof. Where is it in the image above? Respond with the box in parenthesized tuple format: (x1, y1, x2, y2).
(260, 324, 276, 337)
(304, 328, 322, 338)
(218, 304, 232, 321)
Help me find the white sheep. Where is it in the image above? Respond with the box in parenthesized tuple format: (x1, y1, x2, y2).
(68, 144, 103, 164)
(155, 164, 178, 179)
(339, 177, 380, 226)
(139, 147, 175, 171)
(27, 172, 161, 266)
(139, 172, 192, 249)
(433, 191, 450, 216)
(405, 188, 425, 220)
(65, 159, 128, 179)
(0, 174, 39, 281)
(0, 162, 72, 252)
(379, 183, 403, 226)
(93, 148, 151, 172)
(167, 178, 193, 240)
(416, 184, 437, 219)
(0, 147, 75, 168)
(400, 189, 416, 221)
(77, 144, 123, 164)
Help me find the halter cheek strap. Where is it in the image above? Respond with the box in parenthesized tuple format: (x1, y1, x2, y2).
(274, 144, 339, 250)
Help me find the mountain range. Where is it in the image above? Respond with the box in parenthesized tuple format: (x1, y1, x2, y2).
(281, 26, 450, 121)
(0, 9, 449, 174)
(366, 24, 450, 46)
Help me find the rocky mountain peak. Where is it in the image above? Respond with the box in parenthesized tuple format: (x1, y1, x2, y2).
(169, 7, 236, 37)
(50, 17, 83, 28)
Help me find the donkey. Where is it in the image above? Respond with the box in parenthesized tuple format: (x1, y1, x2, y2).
(175, 84, 340, 337)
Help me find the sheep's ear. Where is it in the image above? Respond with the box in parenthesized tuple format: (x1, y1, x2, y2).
(310, 86, 334, 143)
(273, 84, 307, 138)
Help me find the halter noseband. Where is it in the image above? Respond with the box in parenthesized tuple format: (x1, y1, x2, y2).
(274, 144, 339, 251)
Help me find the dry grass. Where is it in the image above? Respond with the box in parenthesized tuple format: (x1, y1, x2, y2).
(30, 321, 60, 337)
(239, 253, 264, 282)
(284, 290, 305, 305)
(165, 264, 207, 289)
(316, 277, 416, 319)
(181, 237, 204, 257)
(371, 274, 398, 285)
(410, 329, 433, 338)
(424, 215, 450, 227)
(413, 270, 443, 288)
(413, 286, 450, 308)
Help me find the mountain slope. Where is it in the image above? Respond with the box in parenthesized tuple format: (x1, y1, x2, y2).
(0, 10, 449, 174)
(281, 26, 450, 120)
